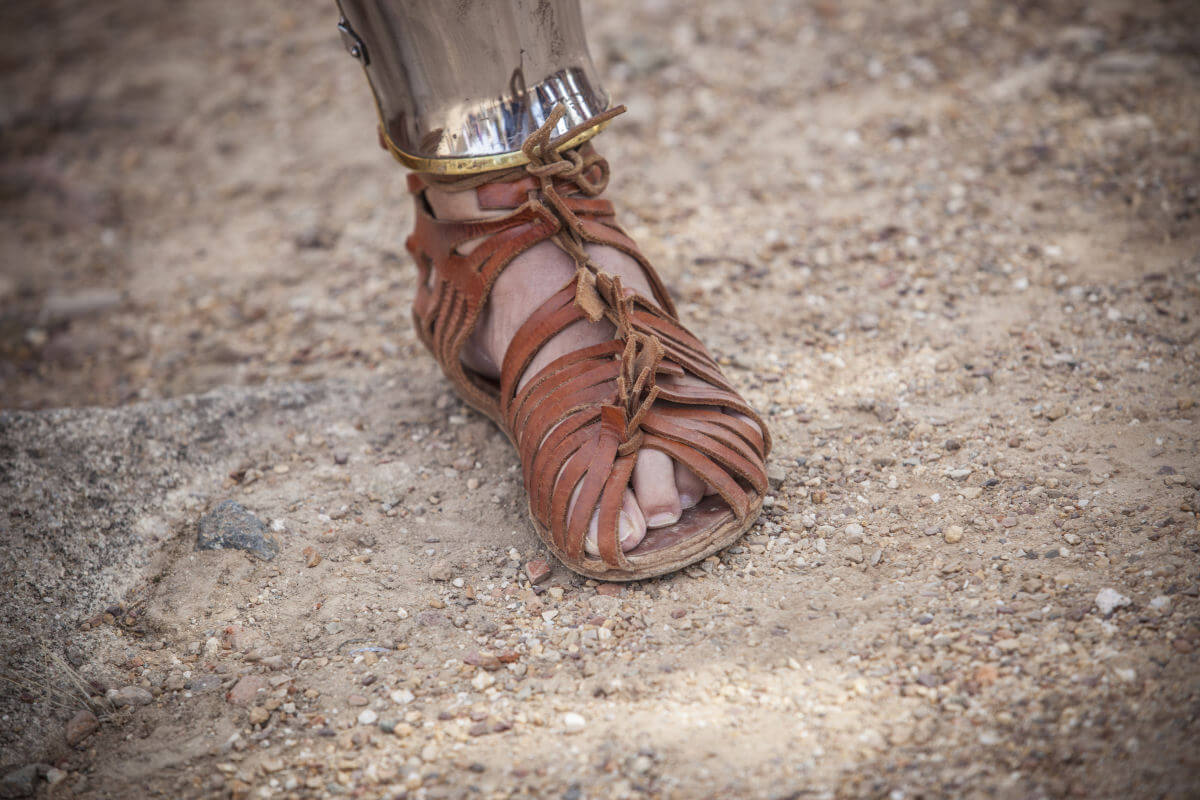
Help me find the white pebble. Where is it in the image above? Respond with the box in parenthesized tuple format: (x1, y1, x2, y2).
(471, 670, 495, 691)
(563, 712, 586, 733)
(358, 709, 378, 725)
(1095, 587, 1131, 616)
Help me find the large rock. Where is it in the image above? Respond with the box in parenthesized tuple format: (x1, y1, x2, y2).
(196, 500, 280, 561)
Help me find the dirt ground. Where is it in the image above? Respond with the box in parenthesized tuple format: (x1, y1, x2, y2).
(1, 0, 1199, 797)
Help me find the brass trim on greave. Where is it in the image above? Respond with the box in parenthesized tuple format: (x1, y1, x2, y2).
(377, 120, 613, 175)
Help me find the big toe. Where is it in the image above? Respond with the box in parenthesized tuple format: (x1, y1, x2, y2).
(632, 448, 682, 529)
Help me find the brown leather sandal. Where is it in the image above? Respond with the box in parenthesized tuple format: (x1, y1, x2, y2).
(403, 104, 771, 581)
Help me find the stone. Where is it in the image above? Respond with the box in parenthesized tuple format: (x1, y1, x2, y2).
(390, 688, 415, 705)
(525, 559, 552, 585)
(186, 675, 222, 693)
(1149, 595, 1172, 612)
(0, 764, 37, 798)
(427, 560, 453, 581)
(471, 670, 495, 691)
(65, 709, 99, 746)
(463, 651, 502, 671)
(247, 706, 270, 725)
(357, 709, 378, 726)
(767, 464, 787, 490)
(1095, 588, 1131, 617)
(39, 288, 123, 324)
(856, 312, 879, 331)
(974, 664, 999, 687)
(1079, 51, 1159, 91)
(227, 675, 269, 706)
(1057, 25, 1106, 53)
(562, 712, 586, 733)
(197, 500, 281, 561)
(943, 526, 964, 544)
(294, 224, 338, 250)
(107, 686, 153, 707)
(1043, 404, 1068, 421)
(260, 655, 286, 671)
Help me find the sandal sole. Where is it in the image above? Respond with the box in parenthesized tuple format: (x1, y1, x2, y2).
(530, 492, 763, 581)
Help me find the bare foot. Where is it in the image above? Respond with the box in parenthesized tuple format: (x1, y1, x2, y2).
(425, 184, 730, 555)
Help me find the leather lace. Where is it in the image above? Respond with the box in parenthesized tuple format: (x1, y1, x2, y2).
(424, 103, 663, 457)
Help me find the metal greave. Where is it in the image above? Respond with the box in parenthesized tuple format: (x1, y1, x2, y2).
(335, 0, 610, 173)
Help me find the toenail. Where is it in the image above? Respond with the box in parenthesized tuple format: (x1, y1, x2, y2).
(678, 492, 700, 510)
(646, 511, 680, 529)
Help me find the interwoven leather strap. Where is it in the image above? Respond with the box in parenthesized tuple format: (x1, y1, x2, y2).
(405, 105, 770, 570)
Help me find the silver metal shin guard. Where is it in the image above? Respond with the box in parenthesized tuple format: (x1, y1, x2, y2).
(335, 0, 610, 173)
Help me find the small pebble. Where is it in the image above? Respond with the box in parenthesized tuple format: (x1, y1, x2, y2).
(1095, 587, 1131, 616)
(107, 686, 153, 707)
(525, 559, 552, 585)
(65, 709, 99, 746)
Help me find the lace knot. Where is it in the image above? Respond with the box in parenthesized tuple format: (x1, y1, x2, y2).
(521, 104, 662, 455)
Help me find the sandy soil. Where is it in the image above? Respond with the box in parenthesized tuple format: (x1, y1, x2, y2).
(1, 0, 1198, 798)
